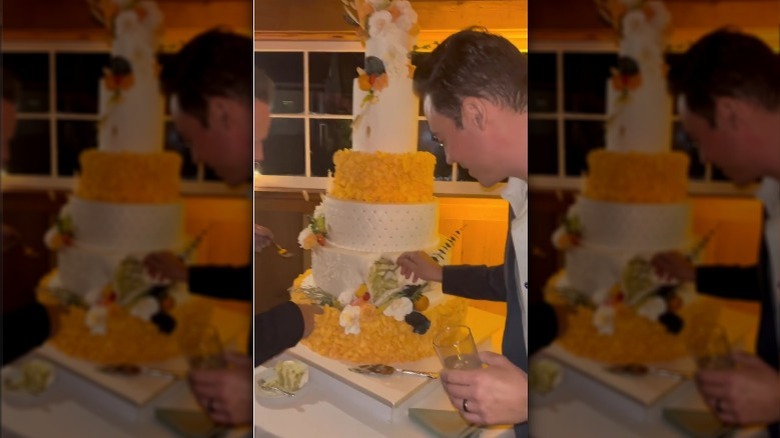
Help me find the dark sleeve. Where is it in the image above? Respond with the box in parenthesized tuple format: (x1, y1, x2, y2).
(254, 301, 305, 366)
(188, 264, 252, 301)
(696, 265, 762, 301)
(2, 303, 51, 365)
(441, 264, 507, 302)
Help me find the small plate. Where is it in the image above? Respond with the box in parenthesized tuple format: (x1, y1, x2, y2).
(2, 359, 57, 404)
(254, 363, 309, 400)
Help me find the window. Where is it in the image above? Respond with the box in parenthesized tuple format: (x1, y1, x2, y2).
(2, 42, 232, 193)
(527, 42, 757, 195)
(253, 40, 493, 196)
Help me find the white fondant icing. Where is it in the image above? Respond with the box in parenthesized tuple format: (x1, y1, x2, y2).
(322, 196, 438, 252)
(352, 77, 419, 154)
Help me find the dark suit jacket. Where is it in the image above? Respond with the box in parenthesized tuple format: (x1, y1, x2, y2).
(253, 301, 304, 366)
(696, 208, 779, 436)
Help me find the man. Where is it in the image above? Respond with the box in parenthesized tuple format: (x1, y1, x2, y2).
(397, 28, 533, 437)
(148, 30, 318, 425)
(652, 29, 780, 433)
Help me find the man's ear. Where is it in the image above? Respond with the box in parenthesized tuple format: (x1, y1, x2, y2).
(715, 97, 742, 130)
(208, 97, 233, 130)
(461, 97, 487, 130)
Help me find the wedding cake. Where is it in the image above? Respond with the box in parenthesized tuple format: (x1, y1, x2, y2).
(41, 0, 207, 364)
(291, 0, 467, 364)
(548, 0, 711, 363)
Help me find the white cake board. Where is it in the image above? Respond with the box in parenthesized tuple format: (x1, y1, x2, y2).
(281, 306, 504, 423)
(36, 344, 187, 411)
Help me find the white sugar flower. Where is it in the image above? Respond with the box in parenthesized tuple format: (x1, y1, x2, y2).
(337, 289, 355, 307)
(394, 1, 418, 32)
(368, 10, 394, 39)
(297, 227, 317, 250)
(592, 305, 615, 335)
(85, 306, 109, 335)
(339, 305, 362, 335)
(383, 297, 413, 321)
(130, 296, 160, 321)
(637, 296, 667, 321)
(367, 0, 390, 9)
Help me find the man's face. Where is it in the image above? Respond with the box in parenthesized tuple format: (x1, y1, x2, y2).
(2, 99, 17, 170)
(170, 95, 252, 186)
(254, 100, 271, 165)
(423, 96, 503, 187)
(678, 96, 757, 185)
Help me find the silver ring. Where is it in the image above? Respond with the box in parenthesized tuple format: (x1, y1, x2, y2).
(207, 398, 216, 413)
(462, 399, 470, 413)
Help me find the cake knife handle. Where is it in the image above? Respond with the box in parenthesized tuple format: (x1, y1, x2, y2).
(397, 369, 439, 379)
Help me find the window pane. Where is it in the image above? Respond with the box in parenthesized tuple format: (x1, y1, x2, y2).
(260, 118, 305, 176)
(529, 53, 556, 113)
(7, 120, 50, 175)
(308, 52, 362, 115)
(529, 119, 558, 175)
(164, 122, 198, 180)
(564, 120, 604, 176)
(57, 120, 98, 176)
(56, 53, 109, 114)
(255, 52, 304, 114)
(672, 121, 705, 180)
(418, 121, 452, 181)
(158, 53, 176, 115)
(2, 53, 50, 112)
(456, 164, 478, 182)
(563, 53, 613, 114)
(310, 119, 352, 177)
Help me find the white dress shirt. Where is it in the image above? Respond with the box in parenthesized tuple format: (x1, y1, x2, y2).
(502, 177, 529, 349)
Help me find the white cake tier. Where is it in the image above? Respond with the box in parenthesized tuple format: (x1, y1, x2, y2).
(322, 196, 438, 252)
(605, 2, 672, 153)
(352, 77, 419, 154)
(572, 196, 691, 251)
(98, 2, 164, 153)
(67, 196, 184, 252)
(56, 246, 132, 296)
(310, 243, 443, 304)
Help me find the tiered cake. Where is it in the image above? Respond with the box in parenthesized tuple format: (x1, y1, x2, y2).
(291, 0, 467, 364)
(548, 0, 710, 363)
(41, 0, 207, 364)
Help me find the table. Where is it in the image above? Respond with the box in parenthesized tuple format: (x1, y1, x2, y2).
(530, 300, 769, 438)
(1, 299, 252, 438)
(254, 307, 515, 438)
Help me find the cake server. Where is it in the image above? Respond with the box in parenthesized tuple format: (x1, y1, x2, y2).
(349, 364, 438, 379)
(97, 363, 184, 380)
(605, 363, 690, 380)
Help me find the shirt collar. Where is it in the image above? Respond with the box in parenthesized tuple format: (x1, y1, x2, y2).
(501, 177, 528, 219)
(757, 177, 780, 220)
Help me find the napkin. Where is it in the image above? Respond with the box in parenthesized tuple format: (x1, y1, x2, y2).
(408, 408, 480, 438)
(663, 408, 734, 438)
(156, 408, 228, 438)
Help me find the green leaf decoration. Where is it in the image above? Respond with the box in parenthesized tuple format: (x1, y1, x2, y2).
(289, 285, 339, 309)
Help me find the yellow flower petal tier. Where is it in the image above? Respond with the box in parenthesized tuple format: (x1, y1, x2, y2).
(584, 150, 689, 203)
(76, 149, 182, 204)
(329, 150, 435, 203)
(291, 287, 468, 364)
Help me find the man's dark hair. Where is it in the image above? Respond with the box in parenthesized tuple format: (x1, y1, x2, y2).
(161, 28, 252, 126)
(2, 68, 21, 105)
(413, 27, 528, 128)
(255, 69, 274, 105)
(669, 28, 780, 127)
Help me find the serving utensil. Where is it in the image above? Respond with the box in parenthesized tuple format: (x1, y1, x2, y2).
(605, 363, 690, 380)
(349, 364, 438, 379)
(97, 363, 184, 379)
(272, 241, 294, 258)
(257, 378, 295, 397)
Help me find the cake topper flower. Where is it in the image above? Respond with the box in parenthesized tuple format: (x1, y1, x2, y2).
(44, 215, 76, 251)
(610, 56, 641, 100)
(103, 56, 135, 102)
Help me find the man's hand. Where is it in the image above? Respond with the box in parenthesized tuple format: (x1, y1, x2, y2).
(650, 251, 696, 283)
(440, 351, 528, 426)
(396, 251, 443, 283)
(696, 351, 780, 425)
(143, 251, 188, 282)
(188, 351, 253, 426)
(254, 225, 274, 253)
